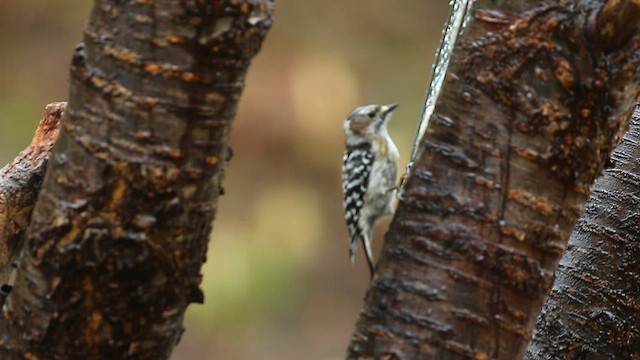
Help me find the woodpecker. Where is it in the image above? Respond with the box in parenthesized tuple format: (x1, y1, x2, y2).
(342, 103, 400, 277)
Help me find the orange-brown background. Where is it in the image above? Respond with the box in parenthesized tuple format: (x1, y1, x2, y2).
(0, 1, 447, 359)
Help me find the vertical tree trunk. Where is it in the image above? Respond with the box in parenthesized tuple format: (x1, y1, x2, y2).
(525, 105, 640, 359)
(0, 1, 273, 359)
(348, 1, 640, 359)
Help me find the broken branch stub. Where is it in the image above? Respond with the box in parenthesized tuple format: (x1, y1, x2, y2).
(0, 102, 65, 284)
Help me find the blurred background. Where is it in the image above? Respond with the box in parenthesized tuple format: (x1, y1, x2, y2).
(0, 1, 448, 359)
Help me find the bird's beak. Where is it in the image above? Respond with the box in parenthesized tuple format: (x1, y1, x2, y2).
(382, 103, 399, 117)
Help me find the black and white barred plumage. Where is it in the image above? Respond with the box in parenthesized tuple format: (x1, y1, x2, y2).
(342, 143, 374, 259)
(342, 104, 400, 277)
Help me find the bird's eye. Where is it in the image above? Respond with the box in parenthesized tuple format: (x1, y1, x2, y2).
(367, 111, 376, 118)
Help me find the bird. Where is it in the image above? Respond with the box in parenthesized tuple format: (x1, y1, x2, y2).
(342, 103, 400, 277)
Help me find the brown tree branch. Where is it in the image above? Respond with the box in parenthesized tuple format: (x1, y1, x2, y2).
(525, 105, 640, 358)
(348, 0, 640, 358)
(0, 1, 274, 359)
(0, 103, 64, 285)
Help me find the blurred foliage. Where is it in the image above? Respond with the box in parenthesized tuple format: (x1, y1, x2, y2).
(0, 1, 448, 359)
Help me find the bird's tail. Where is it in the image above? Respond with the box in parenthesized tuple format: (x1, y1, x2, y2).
(350, 231, 376, 277)
(361, 233, 375, 278)
(349, 235, 358, 264)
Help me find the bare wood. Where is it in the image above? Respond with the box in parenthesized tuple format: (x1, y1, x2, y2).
(596, 0, 640, 51)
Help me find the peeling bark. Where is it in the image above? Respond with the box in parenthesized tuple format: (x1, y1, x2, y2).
(348, 1, 640, 359)
(525, 106, 640, 359)
(0, 1, 273, 359)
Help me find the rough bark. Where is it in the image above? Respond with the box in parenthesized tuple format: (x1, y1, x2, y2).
(348, 1, 640, 359)
(0, 1, 273, 359)
(525, 106, 640, 359)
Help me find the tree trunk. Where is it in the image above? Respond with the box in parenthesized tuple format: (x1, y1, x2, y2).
(0, 1, 273, 359)
(525, 105, 640, 359)
(348, 1, 640, 359)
